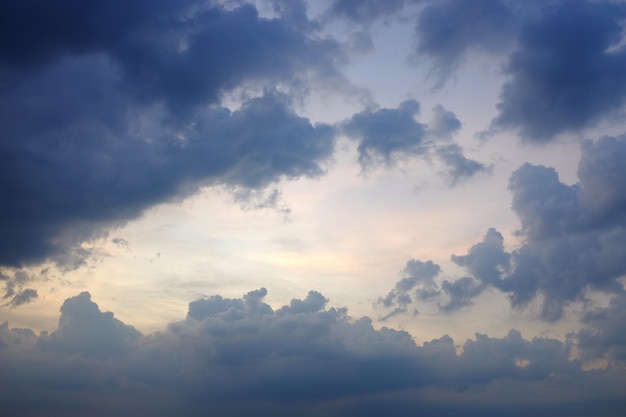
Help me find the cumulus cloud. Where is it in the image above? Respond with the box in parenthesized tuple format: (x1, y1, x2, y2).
(380, 136, 626, 321)
(0, 1, 342, 269)
(340, 100, 487, 182)
(1, 289, 624, 416)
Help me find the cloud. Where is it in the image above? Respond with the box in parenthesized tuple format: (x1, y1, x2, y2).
(413, 0, 520, 81)
(576, 293, 626, 363)
(435, 143, 491, 185)
(340, 101, 487, 182)
(380, 136, 626, 320)
(324, 0, 408, 24)
(341, 100, 427, 167)
(0, 2, 342, 269)
(7, 289, 38, 308)
(490, 0, 626, 141)
(378, 259, 441, 320)
(0, 289, 624, 416)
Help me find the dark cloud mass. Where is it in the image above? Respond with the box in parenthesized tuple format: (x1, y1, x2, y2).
(0, 1, 340, 268)
(491, 0, 626, 141)
(1, 290, 624, 416)
(382, 136, 626, 321)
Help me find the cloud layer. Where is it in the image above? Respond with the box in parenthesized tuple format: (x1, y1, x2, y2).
(1, 289, 624, 416)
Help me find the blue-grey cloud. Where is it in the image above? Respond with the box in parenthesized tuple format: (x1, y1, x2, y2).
(490, 0, 626, 141)
(428, 104, 462, 139)
(0, 1, 341, 269)
(378, 259, 441, 320)
(340, 101, 487, 182)
(436, 143, 491, 186)
(1, 289, 624, 416)
(324, 0, 408, 24)
(413, 0, 520, 81)
(576, 293, 626, 363)
(381, 136, 626, 320)
(342, 100, 428, 167)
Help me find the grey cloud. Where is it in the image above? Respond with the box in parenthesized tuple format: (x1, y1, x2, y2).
(414, 0, 520, 81)
(1, 290, 624, 416)
(42, 292, 141, 359)
(428, 104, 462, 139)
(341, 101, 487, 182)
(1, 270, 36, 308)
(0, 78, 334, 268)
(380, 136, 626, 320)
(342, 100, 427, 167)
(577, 293, 626, 363)
(7, 289, 38, 308)
(436, 143, 491, 186)
(500, 137, 626, 318)
(282, 290, 328, 314)
(378, 259, 441, 320)
(439, 277, 483, 312)
(451, 228, 510, 287)
(0, 1, 341, 269)
(490, 0, 626, 141)
(324, 0, 408, 24)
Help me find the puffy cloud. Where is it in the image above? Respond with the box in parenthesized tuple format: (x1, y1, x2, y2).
(342, 100, 428, 167)
(378, 259, 441, 320)
(380, 136, 626, 320)
(42, 292, 141, 359)
(0, 289, 624, 416)
(0, 1, 341, 269)
(491, 0, 626, 141)
(340, 101, 487, 182)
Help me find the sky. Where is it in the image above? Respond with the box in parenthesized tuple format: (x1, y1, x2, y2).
(1, 0, 626, 415)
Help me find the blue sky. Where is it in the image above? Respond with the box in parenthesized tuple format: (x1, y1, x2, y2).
(1, 0, 626, 415)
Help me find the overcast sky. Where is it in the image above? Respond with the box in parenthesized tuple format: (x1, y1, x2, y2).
(1, 0, 626, 415)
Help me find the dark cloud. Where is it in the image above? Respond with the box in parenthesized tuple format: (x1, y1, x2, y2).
(0, 1, 341, 269)
(490, 0, 626, 141)
(414, 0, 519, 80)
(0, 290, 624, 416)
(340, 101, 487, 182)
